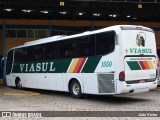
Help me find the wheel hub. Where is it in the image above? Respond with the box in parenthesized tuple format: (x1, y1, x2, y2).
(73, 83, 80, 95)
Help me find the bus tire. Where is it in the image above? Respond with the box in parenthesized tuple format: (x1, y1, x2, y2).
(69, 80, 82, 99)
(15, 78, 22, 89)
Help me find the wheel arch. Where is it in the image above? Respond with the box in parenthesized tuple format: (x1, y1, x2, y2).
(15, 76, 22, 87)
(68, 77, 84, 94)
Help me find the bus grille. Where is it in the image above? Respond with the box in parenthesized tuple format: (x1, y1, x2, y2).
(97, 74, 115, 93)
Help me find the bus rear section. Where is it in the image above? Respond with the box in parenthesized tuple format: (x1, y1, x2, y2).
(117, 26, 157, 94)
(156, 45, 160, 85)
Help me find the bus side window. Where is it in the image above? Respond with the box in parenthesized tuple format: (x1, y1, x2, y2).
(96, 31, 115, 55)
(14, 48, 28, 62)
(59, 39, 75, 58)
(76, 35, 95, 57)
(33, 45, 45, 60)
(48, 50, 57, 59)
(45, 42, 59, 59)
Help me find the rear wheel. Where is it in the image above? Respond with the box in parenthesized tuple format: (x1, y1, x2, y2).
(69, 80, 82, 98)
(15, 78, 22, 89)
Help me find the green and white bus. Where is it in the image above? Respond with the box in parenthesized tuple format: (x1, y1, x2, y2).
(6, 25, 157, 98)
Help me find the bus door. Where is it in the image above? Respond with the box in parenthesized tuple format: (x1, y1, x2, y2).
(6, 50, 14, 86)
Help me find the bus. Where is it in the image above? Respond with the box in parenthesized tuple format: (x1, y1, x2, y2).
(6, 25, 157, 98)
(157, 45, 160, 85)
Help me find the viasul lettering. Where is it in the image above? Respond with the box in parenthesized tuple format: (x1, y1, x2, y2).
(129, 48, 152, 54)
(20, 62, 56, 73)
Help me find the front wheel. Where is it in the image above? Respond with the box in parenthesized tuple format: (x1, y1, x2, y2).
(16, 78, 22, 89)
(69, 80, 82, 98)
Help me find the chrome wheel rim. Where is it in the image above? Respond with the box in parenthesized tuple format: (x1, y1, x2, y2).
(72, 83, 80, 95)
(17, 81, 22, 88)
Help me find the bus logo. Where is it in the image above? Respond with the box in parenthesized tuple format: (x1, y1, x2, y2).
(136, 32, 146, 47)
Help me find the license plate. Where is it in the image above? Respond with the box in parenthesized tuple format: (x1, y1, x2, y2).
(139, 80, 145, 83)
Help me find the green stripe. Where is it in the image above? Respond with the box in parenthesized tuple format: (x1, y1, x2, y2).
(127, 61, 141, 70)
(81, 56, 102, 73)
(12, 56, 102, 73)
(12, 59, 72, 73)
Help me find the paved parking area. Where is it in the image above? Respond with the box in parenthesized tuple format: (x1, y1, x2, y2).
(0, 86, 160, 120)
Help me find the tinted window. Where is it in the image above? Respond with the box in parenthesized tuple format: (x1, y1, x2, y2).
(59, 39, 75, 58)
(76, 35, 95, 57)
(15, 42, 59, 61)
(29, 45, 45, 61)
(6, 50, 13, 74)
(45, 42, 59, 59)
(12, 31, 115, 63)
(14, 48, 28, 62)
(96, 31, 115, 55)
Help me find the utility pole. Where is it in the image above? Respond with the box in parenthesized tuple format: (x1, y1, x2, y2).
(49, 20, 52, 37)
(2, 19, 6, 85)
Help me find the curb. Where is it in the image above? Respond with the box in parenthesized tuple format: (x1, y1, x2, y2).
(152, 88, 160, 91)
(0, 92, 40, 96)
(0, 87, 40, 96)
(0, 86, 40, 96)
(151, 87, 160, 91)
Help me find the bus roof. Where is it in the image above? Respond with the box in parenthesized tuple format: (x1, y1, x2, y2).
(9, 25, 153, 51)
